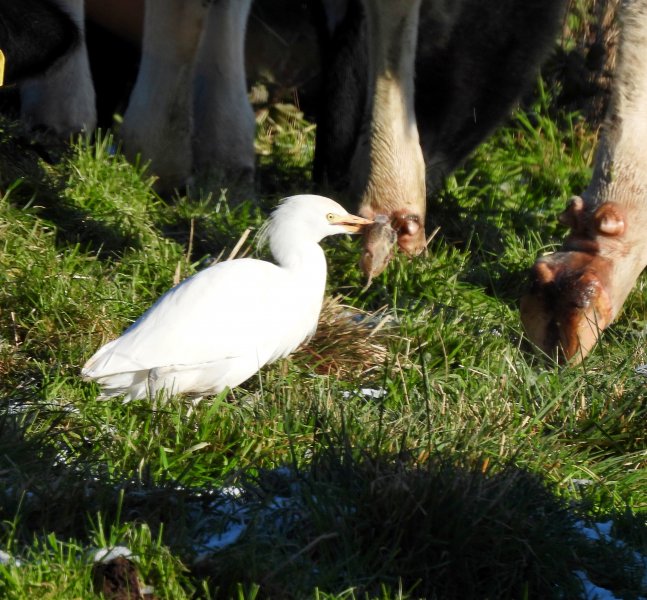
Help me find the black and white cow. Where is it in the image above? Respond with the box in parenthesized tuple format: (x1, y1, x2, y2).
(16, 0, 647, 363)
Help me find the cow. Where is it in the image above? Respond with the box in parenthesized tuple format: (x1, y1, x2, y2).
(15, 0, 646, 363)
(0, 0, 78, 85)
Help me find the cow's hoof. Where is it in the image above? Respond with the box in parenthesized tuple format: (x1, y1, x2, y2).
(520, 251, 613, 363)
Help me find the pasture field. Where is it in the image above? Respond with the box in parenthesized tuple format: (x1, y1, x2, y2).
(0, 37, 646, 600)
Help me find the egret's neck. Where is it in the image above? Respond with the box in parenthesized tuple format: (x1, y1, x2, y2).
(270, 235, 329, 296)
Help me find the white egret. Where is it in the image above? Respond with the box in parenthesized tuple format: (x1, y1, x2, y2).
(82, 195, 372, 400)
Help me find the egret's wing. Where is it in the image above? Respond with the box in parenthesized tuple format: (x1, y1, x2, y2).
(83, 259, 304, 381)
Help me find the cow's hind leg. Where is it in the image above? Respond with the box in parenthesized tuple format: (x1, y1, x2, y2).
(119, 0, 207, 195)
(522, 0, 647, 362)
(191, 0, 255, 199)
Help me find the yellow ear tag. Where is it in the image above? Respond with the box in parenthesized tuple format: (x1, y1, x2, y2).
(0, 49, 5, 87)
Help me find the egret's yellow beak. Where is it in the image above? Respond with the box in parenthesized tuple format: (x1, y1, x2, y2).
(330, 213, 374, 233)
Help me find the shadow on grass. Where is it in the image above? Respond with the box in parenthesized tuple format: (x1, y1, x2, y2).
(0, 116, 159, 258)
(195, 447, 586, 599)
(0, 402, 594, 600)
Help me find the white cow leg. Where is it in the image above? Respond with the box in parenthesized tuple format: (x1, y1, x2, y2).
(191, 0, 255, 198)
(20, 0, 96, 136)
(355, 0, 427, 257)
(522, 0, 647, 362)
(120, 0, 207, 195)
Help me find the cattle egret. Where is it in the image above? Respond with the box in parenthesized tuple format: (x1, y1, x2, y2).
(82, 195, 372, 400)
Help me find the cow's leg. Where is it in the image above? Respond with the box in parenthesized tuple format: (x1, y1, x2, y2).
(191, 0, 255, 195)
(521, 0, 647, 362)
(120, 0, 207, 194)
(354, 0, 427, 257)
(20, 0, 96, 136)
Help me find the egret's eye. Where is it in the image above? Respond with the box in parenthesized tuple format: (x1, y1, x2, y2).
(326, 213, 336, 222)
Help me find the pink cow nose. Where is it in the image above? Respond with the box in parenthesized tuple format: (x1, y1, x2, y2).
(392, 211, 426, 256)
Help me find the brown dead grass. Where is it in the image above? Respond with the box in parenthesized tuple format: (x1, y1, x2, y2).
(295, 296, 406, 379)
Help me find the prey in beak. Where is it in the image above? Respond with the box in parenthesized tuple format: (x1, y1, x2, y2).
(360, 214, 398, 287)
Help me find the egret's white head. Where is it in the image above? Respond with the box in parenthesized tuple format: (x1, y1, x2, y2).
(258, 195, 372, 264)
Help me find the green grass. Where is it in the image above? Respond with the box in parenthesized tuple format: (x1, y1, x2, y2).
(0, 65, 645, 600)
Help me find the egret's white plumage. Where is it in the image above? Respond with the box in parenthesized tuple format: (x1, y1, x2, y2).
(82, 195, 371, 400)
